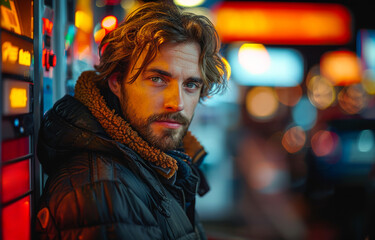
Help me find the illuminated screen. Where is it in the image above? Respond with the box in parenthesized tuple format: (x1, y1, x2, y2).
(228, 45, 304, 87)
(2, 79, 30, 115)
(1, 31, 33, 77)
(0, 0, 33, 39)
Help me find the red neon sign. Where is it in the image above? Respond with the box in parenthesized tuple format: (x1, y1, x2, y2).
(212, 2, 352, 45)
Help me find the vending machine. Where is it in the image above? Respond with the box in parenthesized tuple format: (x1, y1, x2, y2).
(0, 0, 47, 239)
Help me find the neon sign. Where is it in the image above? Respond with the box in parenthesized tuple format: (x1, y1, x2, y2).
(18, 49, 31, 66)
(1, 31, 33, 77)
(2, 41, 19, 64)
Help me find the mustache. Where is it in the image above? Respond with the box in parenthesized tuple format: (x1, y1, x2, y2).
(147, 112, 190, 125)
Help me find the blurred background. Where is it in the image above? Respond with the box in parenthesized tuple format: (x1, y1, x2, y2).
(1, 0, 375, 239)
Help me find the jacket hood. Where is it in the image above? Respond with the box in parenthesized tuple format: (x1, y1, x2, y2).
(38, 71, 206, 179)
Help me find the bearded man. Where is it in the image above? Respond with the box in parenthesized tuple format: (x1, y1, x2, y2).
(36, 2, 227, 239)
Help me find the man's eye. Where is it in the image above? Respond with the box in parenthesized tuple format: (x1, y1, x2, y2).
(185, 82, 200, 89)
(151, 77, 164, 83)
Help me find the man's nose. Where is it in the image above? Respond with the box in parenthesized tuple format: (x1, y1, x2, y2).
(164, 84, 184, 112)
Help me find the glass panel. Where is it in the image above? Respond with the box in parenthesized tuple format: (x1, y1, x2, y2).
(1, 159, 30, 203)
(2, 195, 30, 240)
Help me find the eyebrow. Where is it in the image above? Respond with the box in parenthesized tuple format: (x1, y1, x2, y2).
(146, 68, 203, 83)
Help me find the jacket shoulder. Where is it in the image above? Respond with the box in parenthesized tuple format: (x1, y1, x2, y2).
(37, 151, 163, 240)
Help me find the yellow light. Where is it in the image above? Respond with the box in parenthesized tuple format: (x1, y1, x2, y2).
(75, 10, 93, 33)
(101, 15, 118, 32)
(174, 0, 205, 7)
(9, 88, 28, 108)
(238, 43, 270, 74)
(2, 41, 19, 63)
(307, 75, 335, 109)
(94, 28, 106, 44)
(18, 49, 31, 66)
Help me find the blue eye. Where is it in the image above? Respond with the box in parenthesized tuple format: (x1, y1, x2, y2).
(185, 81, 202, 90)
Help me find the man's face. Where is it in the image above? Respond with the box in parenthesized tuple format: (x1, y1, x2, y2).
(118, 42, 202, 151)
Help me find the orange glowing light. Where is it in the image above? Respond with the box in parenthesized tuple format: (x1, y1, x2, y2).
(320, 51, 362, 86)
(246, 87, 278, 120)
(2, 41, 19, 64)
(213, 2, 351, 44)
(275, 86, 302, 106)
(94, 28, 106, 44)
(282, 126, 306, 153)
(101, 15, 118, 32)
(9, 87, 28, 108)
(338, 85, 368, 114)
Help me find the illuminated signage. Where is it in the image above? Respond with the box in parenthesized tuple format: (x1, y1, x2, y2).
(228, 44, 304, 87)
(3, 80, 30, 115)
(1, 31, 33, 77)
(213, 2, 351, 45)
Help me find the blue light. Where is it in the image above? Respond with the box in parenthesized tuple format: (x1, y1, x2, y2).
(228, 45, 304, 87)
(358, 130, 374, 152)
(358, 30, 375, 71)
(292, 97, 317, 130)
(14, 118, 20, 127)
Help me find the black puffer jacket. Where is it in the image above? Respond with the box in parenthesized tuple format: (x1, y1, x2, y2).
(36, 72, 209, 240)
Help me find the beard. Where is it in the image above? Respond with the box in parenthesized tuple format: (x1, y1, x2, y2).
(120, 95, 191, 151)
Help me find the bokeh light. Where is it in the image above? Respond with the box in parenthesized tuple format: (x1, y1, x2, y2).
(292, 97, 317, 130)
(246, 87, 279, 121)
(307, 75, 336, 109)
(282, 126, 306, 153)
(238, 43, 271, 74)
(174, 0, 205, 7)
(338, 84, 368, 114)
(311, 130, 339, 157)
(275, 86, 302, 107)
(358, 129, 374, 153)
(362, 70, 375, 95)
(320, 50, 362, 86)
(228, 45, 304, 86)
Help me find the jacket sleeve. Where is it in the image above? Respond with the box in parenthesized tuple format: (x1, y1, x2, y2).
(36, 180, 163, 240)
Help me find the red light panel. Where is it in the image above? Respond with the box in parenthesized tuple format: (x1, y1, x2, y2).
(2, 195, 30, 240)
(1, 160, 30, 203)
(1, 137, 30, 162)
(213, 2, 352, 45)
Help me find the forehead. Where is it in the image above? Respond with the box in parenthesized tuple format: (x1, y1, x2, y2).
(139, 42, 200, 67)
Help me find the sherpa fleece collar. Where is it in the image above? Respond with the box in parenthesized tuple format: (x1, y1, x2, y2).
(74, 71, 206, 179)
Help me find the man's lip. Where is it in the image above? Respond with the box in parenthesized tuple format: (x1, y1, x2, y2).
(153, 120, 183, 129)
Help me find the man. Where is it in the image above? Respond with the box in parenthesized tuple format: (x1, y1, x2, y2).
(35, 2, 227, 239)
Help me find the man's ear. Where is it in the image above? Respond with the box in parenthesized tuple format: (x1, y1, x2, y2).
(108, 73, 122, 98)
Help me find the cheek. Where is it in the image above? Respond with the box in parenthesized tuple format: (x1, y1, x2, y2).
(185, 96, 200, 118)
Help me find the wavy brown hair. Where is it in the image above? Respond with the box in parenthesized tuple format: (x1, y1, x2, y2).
(93, 2, 228, 100)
